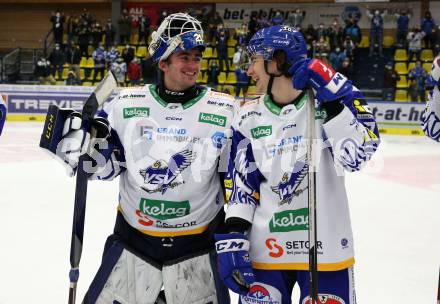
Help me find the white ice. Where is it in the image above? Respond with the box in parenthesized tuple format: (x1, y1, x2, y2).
(0, 122, 439, 304)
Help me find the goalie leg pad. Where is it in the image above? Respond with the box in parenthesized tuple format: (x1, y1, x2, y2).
(84, 238, 163, 304)
(162, 251, 230, 304)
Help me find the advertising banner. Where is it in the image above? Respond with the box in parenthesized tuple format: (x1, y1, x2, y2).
(0, 85, 119, 121)
(124, 2, 215, 28)
(216, 2, 420, 30)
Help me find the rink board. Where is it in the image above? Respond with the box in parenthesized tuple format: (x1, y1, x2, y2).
(0, 84, 426, 135)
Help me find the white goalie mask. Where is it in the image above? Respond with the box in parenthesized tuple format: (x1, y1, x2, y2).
(148, 13, 205, 63)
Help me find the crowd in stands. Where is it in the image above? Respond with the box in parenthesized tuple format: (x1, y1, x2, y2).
(36, 6, 439, 102)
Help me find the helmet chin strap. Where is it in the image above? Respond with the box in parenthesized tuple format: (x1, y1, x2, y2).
(264, 60, 284, 102)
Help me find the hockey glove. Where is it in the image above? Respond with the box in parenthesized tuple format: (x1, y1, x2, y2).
(289, 58, 353, 103)
(214, 233, 255, 295)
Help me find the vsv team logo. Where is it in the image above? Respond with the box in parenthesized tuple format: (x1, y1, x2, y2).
(139, 149, 196, 194)
(271, 161, 308, 206)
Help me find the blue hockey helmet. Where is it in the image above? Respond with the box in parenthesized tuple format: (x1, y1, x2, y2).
(246, 25, 307, 66)
(148, 13, 205, 63)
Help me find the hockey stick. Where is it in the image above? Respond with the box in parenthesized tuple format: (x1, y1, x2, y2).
(306, 88, 319, 303)
(68, 72, 117, 304)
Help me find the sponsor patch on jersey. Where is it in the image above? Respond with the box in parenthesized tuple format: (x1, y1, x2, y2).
(251, 125, 272, 139)
(123, 107, 150, 118)
(269, 208, 309, 232)
(198, 112, 227, 127)
(241, 283, 282, 304)
(302, 294, 345, 304)
(119, 93, 146, 99)
(140, 125, 154, 140)
(139, 199, 190, 220)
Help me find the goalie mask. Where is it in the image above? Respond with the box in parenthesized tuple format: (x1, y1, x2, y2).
(149, 13, 205, 63)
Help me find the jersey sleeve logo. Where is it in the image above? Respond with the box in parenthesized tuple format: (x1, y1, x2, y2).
(139, 149, 196, 194)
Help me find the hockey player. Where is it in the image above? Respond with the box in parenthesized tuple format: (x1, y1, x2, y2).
(214, 25, 380, 303)
(422, 54, 440, 141)
(44, 13, 233, 303)
(0, 95, 6, 135)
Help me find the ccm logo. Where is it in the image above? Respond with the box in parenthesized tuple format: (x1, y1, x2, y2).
(216, 239, 249, 253)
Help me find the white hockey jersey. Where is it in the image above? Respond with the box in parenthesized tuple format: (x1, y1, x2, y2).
(422, 86, 440, 141)
(97, 84, 236, 237)
(225, 91, 380, 271)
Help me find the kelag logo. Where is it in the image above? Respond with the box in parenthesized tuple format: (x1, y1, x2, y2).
(269, 208, 308, 232)
(139, 199, 190, 220)
(123, 107, 150, 118)
(251, 125, 272, 139)
(198, 112, 226, 127)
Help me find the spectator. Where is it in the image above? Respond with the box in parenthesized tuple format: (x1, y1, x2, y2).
(34, 57, 56, 85)
(287, 8, 305, 28)
(130, 14, 139, 44)
(106, 45, 119, 67)
(329, 47, 347, 71)
(104, 19, 116, 49)
(232, 44, 247, 67)
(327, 19, 343, 51)
(79, 8, 94, 27)
(92, 43, 106, 84)
(235, 66, 249, 98)
(65, 42, 81, 79)
(48, 43, 66, 80)
(395, 8, 411, 48)
(271, 11, 284, 26)
(343, 17, 362, 47)
(407, 28, 424, 61)
(138, 14, 151, 44)
(316, 23, 327, 40)
(408, 61, 429, 102)
(66, 14, 79, 44)
(383, 62, 400, 100)
(121, 44, 135, 65)
(366, 7, 387, 57)
(338, 57, 353, 76)
(304, 24, 317, 46)
(215, 25, 229, 71)
(77, 20, 90, 57)
(91, 21, 103, 49)
(141, 54, 157, 84)
(118, 11, 131, 45)
(50, 10, 65, 45)
(111, 57, 127, 86)
(313, 36, 330, 60)
(127, 57, 141, 86)
(207, 11, 223, 45)
(65, 70, 81, 86)
(234, 23, 248, 46)
(207, 60, 220, 87)
(343, 36, 356, 61)
(421, 11, 436, 49)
